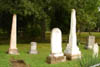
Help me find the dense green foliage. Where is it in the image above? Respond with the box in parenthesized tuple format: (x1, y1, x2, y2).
(96, 11, 100, 32)
(0, 0, 100, 41)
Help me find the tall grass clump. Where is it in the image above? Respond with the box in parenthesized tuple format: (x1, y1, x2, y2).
(79, 55, 100, 67)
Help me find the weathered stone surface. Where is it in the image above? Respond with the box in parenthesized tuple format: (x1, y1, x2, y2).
(86, 36, 95, 49)
(46, 28, 66, 64)
(64, 54, 81, 60)
(29, 42, 38, 54)
(50, 28, 63, 57)
(8, 49, 19, 55)
(8, 14, 19, 55)
(93, 43, 99, 57)
(46, 55, 66, 64)
(64, 9, 81, 60)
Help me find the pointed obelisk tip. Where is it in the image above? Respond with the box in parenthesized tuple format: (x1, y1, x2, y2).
(72, 9, 75, 12)
(13, 14, 16, 16)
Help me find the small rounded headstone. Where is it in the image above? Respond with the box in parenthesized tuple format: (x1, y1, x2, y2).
(31, 42, 37, 50)
(29, 42, 38, 54)
(87, 36, 95, 49)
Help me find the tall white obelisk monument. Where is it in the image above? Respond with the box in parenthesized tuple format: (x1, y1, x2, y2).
(64, 9, 81, 60)
(8, 14, 19, 55)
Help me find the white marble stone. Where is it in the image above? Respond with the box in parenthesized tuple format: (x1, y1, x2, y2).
(93, 43, 99, 57)
(29, 42, 38, 54)
(46, 28, 66, 64)
(50, 28, 64, 57)
(64, 9, 81, 59)
(87, 36, 95, 49)
(8, 14, 19, 55)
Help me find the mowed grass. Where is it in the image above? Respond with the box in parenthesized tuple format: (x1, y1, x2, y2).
(46, 32, 100, 44)
(77, 32, 100, 44)
(0, 32, 99, 67)
(0, 43, 100, 67)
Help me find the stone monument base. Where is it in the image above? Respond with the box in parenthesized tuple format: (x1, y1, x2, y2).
(46, 56, 66, 64)
(29, 50, 38, 54)
(64, 54, 81, 60)
(85, 46, 93, 49)
(8, 48, 19, 55)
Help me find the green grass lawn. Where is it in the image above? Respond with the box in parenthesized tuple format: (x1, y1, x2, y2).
(0, 32, 100, 44)
(0, 43, 100, 67)
(0, 32, 100, 67)
(46, 32, 100, 44)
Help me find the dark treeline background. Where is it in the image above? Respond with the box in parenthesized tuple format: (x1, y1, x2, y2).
(0, 0, 100, 43)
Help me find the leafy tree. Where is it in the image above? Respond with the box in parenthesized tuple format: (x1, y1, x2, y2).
(0, 0, 50, 41)
(48, 0, 70, 34)
(96, 11, 100, 32)
(0, 0, 100, 42)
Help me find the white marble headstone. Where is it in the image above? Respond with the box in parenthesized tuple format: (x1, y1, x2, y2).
(93, 43, 99, 57)
(29, 42, 38, 54)
(50, 28, 64, 57)
(87, 36, 95, 49)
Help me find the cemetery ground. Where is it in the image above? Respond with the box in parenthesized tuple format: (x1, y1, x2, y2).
(0, 32, 100, 67)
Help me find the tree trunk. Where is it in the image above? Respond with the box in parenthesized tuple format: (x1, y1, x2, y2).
(77, 29, 81, 45)
(97, 28, 100, 32)
(41, 22, 46, 42)
(89, 31, 92, 35)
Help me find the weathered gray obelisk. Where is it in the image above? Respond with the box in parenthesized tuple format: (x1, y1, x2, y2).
(64, 9, 81, 60)
(8, 14, 19, 55)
